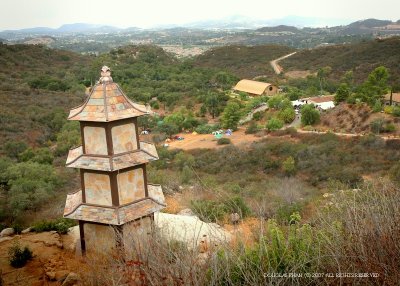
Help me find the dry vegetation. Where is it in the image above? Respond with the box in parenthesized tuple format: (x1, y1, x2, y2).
(281, 37, 400, 84)
(193, 44, 296, 78)
(319, 103, 400, 135)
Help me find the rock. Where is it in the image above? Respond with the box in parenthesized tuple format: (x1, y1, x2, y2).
(21, 227, 32, 234)
(177, 208, 196, 216)
(0, 237, 13, 243)
(0, 228, 14, 237)
(55, 270, 70, 282)
(56, 241, 64, 249)
(230, 213, 240, 224)
(46, 271, 56, 281)
(62, 272, 79, 286)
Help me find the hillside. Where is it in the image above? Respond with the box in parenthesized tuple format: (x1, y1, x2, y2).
(281, 37, 400, 84)
(0, 44, 91, 148)
(192, 44, 296, 79)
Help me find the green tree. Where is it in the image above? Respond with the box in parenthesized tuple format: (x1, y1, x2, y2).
(301, 104, 320, 126)
(55, 121, 81, 156)
(358, 66, 390, 105)
(266, 117, 284, 131)
(279, 107, 296, 123)
(205, 92, 222, 119)
(334, 83, 351, 104)
(317, 66, 332, 95)
(4, 141, 28, 159)
(221, 102, 241, 130)
(341, 70, 354, 91)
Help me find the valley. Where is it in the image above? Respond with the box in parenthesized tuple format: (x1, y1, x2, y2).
(0, 22, 400, 285)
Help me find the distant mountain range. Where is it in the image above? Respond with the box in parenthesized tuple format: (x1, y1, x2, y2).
(2, 17, 400, 35)
(1, 23, 141, 35)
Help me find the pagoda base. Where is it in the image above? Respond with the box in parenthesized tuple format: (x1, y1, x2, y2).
(80, 216, 153, 257)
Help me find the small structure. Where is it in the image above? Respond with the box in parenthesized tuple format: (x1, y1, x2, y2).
(233, 79, 278, 96)
(383, 92, 400, 106)
(302, 95, 335, 110)
(63, 66, 165, 255)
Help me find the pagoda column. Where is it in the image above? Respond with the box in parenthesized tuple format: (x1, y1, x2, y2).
(63, 66, 165, 256)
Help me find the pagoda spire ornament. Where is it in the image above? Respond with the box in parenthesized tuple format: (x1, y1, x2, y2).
(63, 66, 165, 255)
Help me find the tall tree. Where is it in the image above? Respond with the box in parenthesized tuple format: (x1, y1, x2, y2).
(317, 66, 332, 96)
(222, 102, 241, 130)
(358, 66, 390, 105)
(334, 83, 351, 104)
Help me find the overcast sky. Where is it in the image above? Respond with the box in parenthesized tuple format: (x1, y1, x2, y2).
(1, 0, 399, 30)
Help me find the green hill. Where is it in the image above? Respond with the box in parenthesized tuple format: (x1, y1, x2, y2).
(193, 44, 296, 79)
(281, 37, 400, 84)
(0, 44, 92, 148)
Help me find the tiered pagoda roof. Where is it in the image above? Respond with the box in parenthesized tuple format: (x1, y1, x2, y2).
(68, 66, 149, 122)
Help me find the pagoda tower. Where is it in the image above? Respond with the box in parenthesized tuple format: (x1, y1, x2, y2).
(63, 66, 165, 255)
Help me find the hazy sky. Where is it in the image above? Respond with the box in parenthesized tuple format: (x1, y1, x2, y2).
(1, 0, 399, 30)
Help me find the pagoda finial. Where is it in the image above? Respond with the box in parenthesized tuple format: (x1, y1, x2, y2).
(99, 65, 113, 83)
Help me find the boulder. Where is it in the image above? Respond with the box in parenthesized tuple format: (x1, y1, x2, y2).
(230, 213, 240, 224)
(0, 228, 14, 237)
(55, 270, 70, 282)
(177, 208, 196, 216)
(62, 272, 79, 286)
(0, 237, 13, 243)
(46, 271, 56, 281)
(21, 227, 32, 234)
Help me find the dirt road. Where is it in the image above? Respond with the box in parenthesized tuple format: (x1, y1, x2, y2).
(270, 52, 297, 74)
(167, 128, 266, 150)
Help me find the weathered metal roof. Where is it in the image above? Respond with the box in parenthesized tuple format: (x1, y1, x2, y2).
(63, 184, 166, 225)
(66, 142, 159, 171)
(68, 66, 149, 122)
(384, 93, 400, 103)
(234, 79, 273, 95)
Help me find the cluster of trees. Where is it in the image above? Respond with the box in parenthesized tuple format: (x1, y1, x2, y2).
(334, 66, 391, 107)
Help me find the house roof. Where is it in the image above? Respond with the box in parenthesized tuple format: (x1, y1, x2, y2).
(384, 93, 400, 103)
(306, 95, 335, 103)
(233, 79, 274, 95)
(68, 66, 149, 122)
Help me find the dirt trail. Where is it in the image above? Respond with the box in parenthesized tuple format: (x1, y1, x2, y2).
(270, 52, 297, 74)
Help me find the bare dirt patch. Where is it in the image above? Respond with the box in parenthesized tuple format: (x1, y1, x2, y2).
(167, 128, 266, 150)
(285, 70, 314, 79)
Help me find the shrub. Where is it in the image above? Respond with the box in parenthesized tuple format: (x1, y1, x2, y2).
(223, 196, 251, 218)
(393, 106, 400, 117)
(252, 111, 263, 121)
(191, 200, 226, 222)
(11, 223, 23, 234)
(217, 138, 231, 145)
(278, 107, 295, 123)
(8, 242, 33, 268)
(32, 218, 76, 234)
(370, 118, 385, 134)
(195, 124, 216, 134)
(372, 100, 382, 112)
(245, 121, 259, 134)
(180, 165, 193, 184)
(301, 104, 320, 126)
(384, 106, 393, 114)
(282, 156, 296, 176)
(266, 117, 284, 131)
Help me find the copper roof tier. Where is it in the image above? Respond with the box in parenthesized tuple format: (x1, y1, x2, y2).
(68, 67, 149, 122)
(66, 141, 158, 171)
(63, 184, 166, 225)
